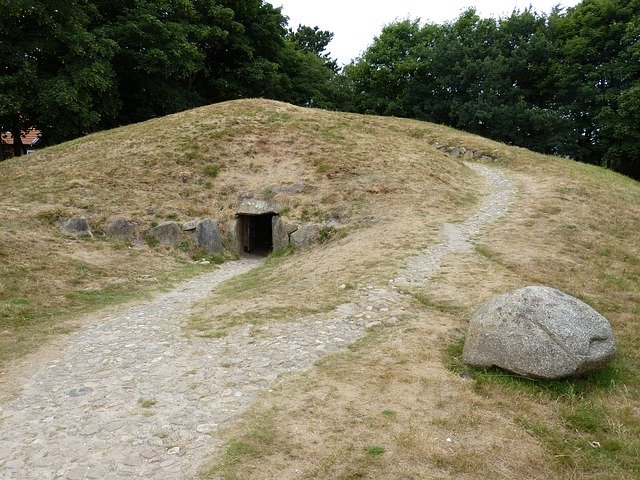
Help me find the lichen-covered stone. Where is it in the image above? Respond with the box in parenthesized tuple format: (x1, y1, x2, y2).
(106, 218, 137, 241)
(196, 219, 223, 253)
(236, 199, 279, 215)
(462, 286, 616, 379)
(59, 217, 92, 237)
(290, 224, 320, 249)
(151, 221, 181, 245)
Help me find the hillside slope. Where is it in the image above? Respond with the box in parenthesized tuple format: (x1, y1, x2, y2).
(198, 129, 640, 480)
(0, 99, 482, 367)
(0, 100, 638, 479)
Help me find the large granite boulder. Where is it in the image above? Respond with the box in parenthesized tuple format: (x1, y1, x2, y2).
(196, 219, 223, 253)
(462, 286, 615, 379)
(59, 217, 92, 237)
(151, 221, 182, 245)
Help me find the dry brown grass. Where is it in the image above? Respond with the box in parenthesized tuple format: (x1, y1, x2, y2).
(198, 124, 640, 479)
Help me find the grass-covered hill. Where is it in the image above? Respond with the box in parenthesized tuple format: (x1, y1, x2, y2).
(1, 99, 639, 479)
(0, 99, 482, 367)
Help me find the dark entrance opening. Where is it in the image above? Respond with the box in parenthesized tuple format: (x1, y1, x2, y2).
(237, 214, 276, 255)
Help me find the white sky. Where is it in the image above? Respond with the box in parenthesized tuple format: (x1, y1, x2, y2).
(272, 1, 583, 65)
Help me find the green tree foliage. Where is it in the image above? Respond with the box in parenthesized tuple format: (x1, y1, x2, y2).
(288, 25, 338, 72)
(549, 0, 640, 178)
(0, 0, 118, 152)
(344, 2, 640, 179)
(0, 0, 340, 154)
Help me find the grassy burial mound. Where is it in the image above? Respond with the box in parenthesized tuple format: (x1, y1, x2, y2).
(1, 99, 638, 479)
(0, 99, 482, 368)
(192, 109, 639, 479)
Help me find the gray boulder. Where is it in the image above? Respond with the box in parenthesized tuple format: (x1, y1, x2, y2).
(237, 199, 279, 216)
(462, 286, 615, 379)
(59, 217, 92, 237)
(272, 217, 299, 250)
(182, 219, 199, 231)
(152, 221, 182, 245)
(272, 217, 288, 250)
(196, 219, 223, 253)
(106, 218, 137, 241)
(226, 219, 240, 253)
(290, 224, 320, 249)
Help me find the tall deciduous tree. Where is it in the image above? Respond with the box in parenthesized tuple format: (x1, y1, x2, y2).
(0, 0, 118, 152)
(549, 0, 640, 177)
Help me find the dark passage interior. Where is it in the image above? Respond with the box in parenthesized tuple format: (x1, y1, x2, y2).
(238, 214, 276, 255)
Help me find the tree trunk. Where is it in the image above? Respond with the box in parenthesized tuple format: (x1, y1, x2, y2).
(11, 127, 24, 157)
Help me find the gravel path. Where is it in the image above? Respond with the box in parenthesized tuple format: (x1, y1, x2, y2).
(393, 162, 515, 285)
(0, 162, 515, 479)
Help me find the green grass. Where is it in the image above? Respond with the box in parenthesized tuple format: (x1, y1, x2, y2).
(138, 398, 157, 408)
(445, 335, 640, 478)
(364, 445, 385, 456)
(0, 259, 209, 367)
(199, 407, 279, 480)
(411, 292, 468, 316)
(203, 164, 220, 178)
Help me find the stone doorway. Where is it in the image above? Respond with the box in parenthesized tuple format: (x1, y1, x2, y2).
(237, 213, 277, 254)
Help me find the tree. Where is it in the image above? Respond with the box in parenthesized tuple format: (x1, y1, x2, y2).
(288, 25, 338, 72)
(0, 0, 118, 152)
(549, 0, 640, 177)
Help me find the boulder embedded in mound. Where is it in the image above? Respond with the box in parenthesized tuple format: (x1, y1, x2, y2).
(272, 217, 289, 250)
(236, 199, 279, 215)
(272, 217, 299, 250)
(462, 286, 616, 379)
(59, 217, 92, 237)
(152, 221, 182, 245)
(106, 218, 137, 241)
(290, 224, 320, 249)
(196, 219, 223, 253)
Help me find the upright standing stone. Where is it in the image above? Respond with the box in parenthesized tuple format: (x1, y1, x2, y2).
(59, 217, 92, 237)
(196, 219, 223, 254)
(272, 217, 289, 250)
(106, 218, 137, 242)
(226, 219, 240, 253)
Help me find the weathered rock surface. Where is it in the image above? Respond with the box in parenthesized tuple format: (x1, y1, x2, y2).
(105, 218, 137, 241)
(151, 222, 181, 245)
(182, 219, 199, 231)
(272, 217, 299, 250)
(226, 219, 239, 253)
(196, 219, 223, 253)
(282, 218, 299, 235)
(290, 224, 320, 248)
(272, 217, 288, 250)
(59, 217, 92, 237)
(462, 286, 616, 379)
(236, 199, 279, 215)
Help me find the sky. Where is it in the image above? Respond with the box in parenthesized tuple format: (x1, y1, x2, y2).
(272, 1, 583, 65)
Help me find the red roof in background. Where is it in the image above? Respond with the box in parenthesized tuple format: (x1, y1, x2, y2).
(1, 129, 42, 146)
